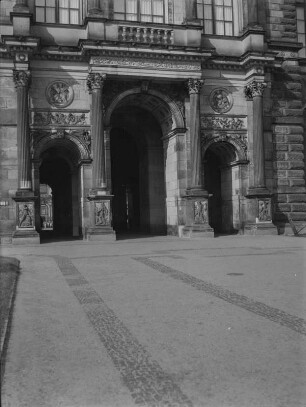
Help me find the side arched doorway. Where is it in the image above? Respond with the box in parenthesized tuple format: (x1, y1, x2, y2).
(203, 140, 247, 234)
(35, 138, 84, 240)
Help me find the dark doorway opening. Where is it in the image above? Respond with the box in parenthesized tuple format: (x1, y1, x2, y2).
(110, 128, 140, 233)
(204, 149, 222, 233)
(40, 155, 73, 239)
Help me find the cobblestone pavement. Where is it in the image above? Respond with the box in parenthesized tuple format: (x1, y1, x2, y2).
(1, 235, 306, 407)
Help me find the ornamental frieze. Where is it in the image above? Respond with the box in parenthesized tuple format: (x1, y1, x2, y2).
(201, 116, 246, 130)
(90, 56, 201, 71)
(32, 111, 89, 126)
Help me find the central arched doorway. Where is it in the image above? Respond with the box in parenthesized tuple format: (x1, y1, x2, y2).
(109, 100, 167, 236)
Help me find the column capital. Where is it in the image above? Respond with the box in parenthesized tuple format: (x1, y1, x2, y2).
(187, 78, 204, 95)
(87, 73, 106, 92)
(244, 80, 267, 100)
(13, 70, 31, 88)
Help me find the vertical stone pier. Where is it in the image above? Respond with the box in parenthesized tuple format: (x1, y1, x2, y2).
(12, 70, 39, 244)
(244, 80, 277, 234)
(86, 72, 115, 241)
(183, 78, 214, 238)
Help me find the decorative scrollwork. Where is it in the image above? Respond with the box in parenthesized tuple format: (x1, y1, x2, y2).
(244, 81, 267, 99)
(87, 73, 106, 92)
(13, 70, 31, 88)
(201, 116, 245, 130)
(187, 78, 204, 95)
(33, 111, 88, 126)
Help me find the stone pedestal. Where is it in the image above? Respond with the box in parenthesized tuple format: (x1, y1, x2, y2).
(86, 192, 116, 241)
(182, 190, 214, 238)
(12, 191, 40, 244)
(244, 190, 277, 235)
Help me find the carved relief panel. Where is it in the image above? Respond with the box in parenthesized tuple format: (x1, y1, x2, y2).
(256, 199, 272, 223)
(194, 200, 208, 224)
(17, 202, 35, 229)
(95, 201, 111, 226)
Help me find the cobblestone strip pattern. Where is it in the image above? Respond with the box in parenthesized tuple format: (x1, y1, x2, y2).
(134, 257, 306, 336)
(55, 256, 193, 407)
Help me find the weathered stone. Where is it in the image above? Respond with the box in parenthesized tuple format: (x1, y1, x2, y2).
(291, 204, 306, 212)
(289, 161, 304, 169)
(289, 179, 305, 187)
(275, 203, 291, 212)
(287, 194, 306, 203)
(275, 194, 287, 203)
(288, 170, 304, 177)
(274, 144, 288, 151)
(287, 152, 304, 161)
(289, 144, 304, 152)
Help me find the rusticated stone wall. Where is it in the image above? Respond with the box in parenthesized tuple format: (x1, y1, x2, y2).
(0, 75, 18, 243)
(272, 59, 306, 228)
(266, 0, 298, 42)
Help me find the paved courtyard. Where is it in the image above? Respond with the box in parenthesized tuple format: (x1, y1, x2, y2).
(1, 234, 306, 407)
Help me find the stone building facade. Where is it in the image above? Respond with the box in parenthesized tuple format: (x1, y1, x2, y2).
(0, 0, 305, 243)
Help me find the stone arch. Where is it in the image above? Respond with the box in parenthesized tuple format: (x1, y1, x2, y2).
(201, 134, 248, 164)
(105, 87, 185, 136)
(32, 131, 91, 166)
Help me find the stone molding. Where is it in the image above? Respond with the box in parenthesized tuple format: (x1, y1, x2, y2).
(90, 56, 201, 71)
(13, 70, 31, 88)
(187, 78, 204, 94)
(244, 81, 267, 99)
(201, 115, 245, 130)
(87, 73, 106, 92)
(32, 111, 89, 126)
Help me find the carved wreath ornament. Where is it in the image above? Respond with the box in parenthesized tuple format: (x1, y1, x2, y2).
(46, 80, 74, 108)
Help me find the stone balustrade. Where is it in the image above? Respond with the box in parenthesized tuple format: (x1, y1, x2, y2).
(118, 25, 174, 45)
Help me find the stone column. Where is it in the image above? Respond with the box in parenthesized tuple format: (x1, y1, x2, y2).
(187, 78, 204, 191)
(87, 73, 107, 192)
(12, 70, 39, 244)
(86, 72, 115, 241)
(13, 70, 32, 190)
(182, 78, 214, 237)
(244, 80, 277, 235)
(244, 80, 267, 192)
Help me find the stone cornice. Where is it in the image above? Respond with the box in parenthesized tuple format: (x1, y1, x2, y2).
(1, 35, 40, 54)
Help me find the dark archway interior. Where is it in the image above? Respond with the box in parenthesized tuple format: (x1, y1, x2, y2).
(40, 152, 73, 237)
(204, 149, 222, 232)
(110, 128, 140, 232)
(110, 103, 166, 235)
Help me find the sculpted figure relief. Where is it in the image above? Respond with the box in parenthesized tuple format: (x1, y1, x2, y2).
(46, 81, 74, 107)
(209, 88, 233, 113)
(18, 203, 34, 228)
(194, 201, 208, 224)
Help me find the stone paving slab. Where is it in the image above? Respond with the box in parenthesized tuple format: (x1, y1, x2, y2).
(1, 235, 306, 407)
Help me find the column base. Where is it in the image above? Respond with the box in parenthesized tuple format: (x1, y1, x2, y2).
(87, 191, 116, 242)
(12, 229, 40, 245)
(243, 222, 278, 236)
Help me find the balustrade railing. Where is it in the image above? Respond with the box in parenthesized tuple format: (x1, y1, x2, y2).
(118, 25, 174, 45)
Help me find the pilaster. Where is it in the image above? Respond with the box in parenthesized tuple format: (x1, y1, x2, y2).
(244, 80, 277, 235)
(183, 78, 214, 237)
(86, 72, 115, 241)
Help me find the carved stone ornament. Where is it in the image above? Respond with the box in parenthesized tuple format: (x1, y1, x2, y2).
(33, 111, 88, 126)
(187, 79, 204, 95)
(95, 201, 111, 226)
(17, 202, 35, 229)
(244, 81, 267, 100)
(194, 200, 208, 224)
(87, 73, 106, 92)
(257, 199, 272, 223)
(46, 81, 74, 108)
(201, 132, 248, 161)
(201, 116, 245, 130)
(13, 70, 31, 88)
(209, 88, 233, 113)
